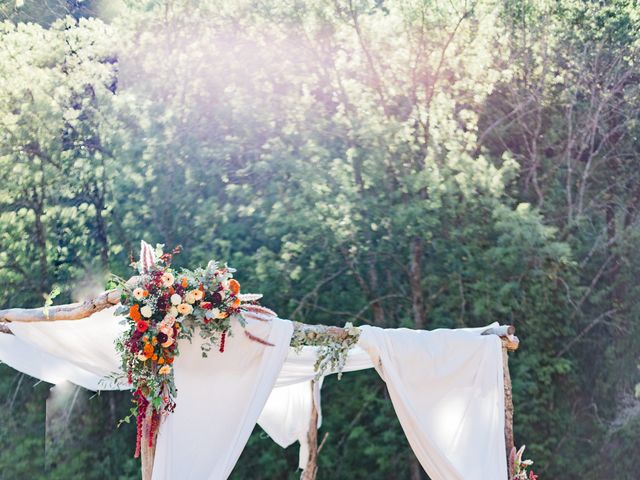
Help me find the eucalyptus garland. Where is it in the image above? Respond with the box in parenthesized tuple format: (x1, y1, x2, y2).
(291, 322, 361, 380)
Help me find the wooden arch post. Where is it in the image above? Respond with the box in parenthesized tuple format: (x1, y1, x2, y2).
(502, 335, 519, 476)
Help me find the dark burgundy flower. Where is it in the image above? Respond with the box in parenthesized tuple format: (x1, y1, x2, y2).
(156, 332, 168, 344)
(211, 292, 222, 304)
(157, 297, 168, 311)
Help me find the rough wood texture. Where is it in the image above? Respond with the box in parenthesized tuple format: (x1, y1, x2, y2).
(300, 380, 319, 480)
(0, 290, 120, 323)
(502, 340, 516, 477)
(141, 409, 158, 480)
(292, 321, 351, 341)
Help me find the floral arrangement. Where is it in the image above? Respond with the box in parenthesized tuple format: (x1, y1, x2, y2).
(509, 445, 538, 480)
(114, 241, 275, 457)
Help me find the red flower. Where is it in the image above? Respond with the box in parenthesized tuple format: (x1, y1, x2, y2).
(136, 321, 149, 333)
(201, 302, 213, 310)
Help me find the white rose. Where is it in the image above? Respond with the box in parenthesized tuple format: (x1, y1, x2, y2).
(140, 305, 153, 318)
(170, 294, 182, 306)
(169, 306, 179, 317)
(133, 288, 145, 300)
(184, 291, 196, 304)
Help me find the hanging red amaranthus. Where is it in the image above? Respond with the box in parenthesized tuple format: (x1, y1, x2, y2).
(134, 388, 149, 458)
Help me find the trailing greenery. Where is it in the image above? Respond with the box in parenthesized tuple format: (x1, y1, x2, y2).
(0, 1, 638, 479)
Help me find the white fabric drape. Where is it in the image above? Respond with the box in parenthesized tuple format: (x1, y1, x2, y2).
(358, 325, 508, 480)
(151, 317, 293, 480)
(0, 307, 126, 390)
(258, 378, 322, 469)
(257, 345, 373, 469)
(0, 332, 113, 390)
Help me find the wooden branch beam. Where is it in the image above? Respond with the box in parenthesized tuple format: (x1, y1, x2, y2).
(293, 321, 520, 348)
(0, 290, 120, 323)
(1, 294, 519, 348)
(292, 321, 351, 341)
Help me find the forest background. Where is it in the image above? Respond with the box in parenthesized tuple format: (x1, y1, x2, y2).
(0, 0, 639, 478)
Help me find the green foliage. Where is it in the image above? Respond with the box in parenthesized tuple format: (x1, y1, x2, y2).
(0, 1, 638, 479)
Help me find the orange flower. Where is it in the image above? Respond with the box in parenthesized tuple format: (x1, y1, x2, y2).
(232, 297, 241, 308)
(169, 286, 175, 295)
(152, 354, 158, 361)
(143, 343, 154, 356)
(129, 304, 142, 322)
(166, 357, 174, 364)
(158, 357, 165, 364)
(229, 279, 240, 295)
(143, 290, 149, 297)
(181, 277, 188, 288)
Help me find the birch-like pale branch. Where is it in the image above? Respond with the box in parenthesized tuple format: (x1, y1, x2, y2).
(0, 290, 121, 323)
(0, 291, 519, 351)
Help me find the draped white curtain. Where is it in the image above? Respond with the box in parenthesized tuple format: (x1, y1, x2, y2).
(358, 325, 507, 480)
(0, 330, 113, 390)
(152, 317, 293, 480)
(257, 345, 373, 469)
(0, 307, 126, 390)
(0, 309, 507, 480)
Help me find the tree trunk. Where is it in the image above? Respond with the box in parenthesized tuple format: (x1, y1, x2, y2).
(33, 200, 49, 294)
(94, 194, 110, 270)
(409, 236, 425, 329)
(409, 454, 423, 480)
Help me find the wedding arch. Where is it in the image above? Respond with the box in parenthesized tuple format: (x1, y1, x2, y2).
(0, 242, 520, 480)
